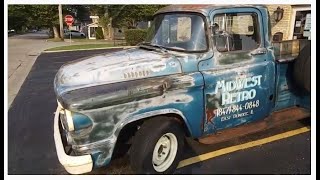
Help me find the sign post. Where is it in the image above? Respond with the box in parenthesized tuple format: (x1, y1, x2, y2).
(64, 15, 74, 44)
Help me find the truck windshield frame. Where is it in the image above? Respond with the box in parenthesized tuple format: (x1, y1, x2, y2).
(143, 12, 209, 53)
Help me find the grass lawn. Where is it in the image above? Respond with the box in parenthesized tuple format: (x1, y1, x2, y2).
(47, 38, 107, 42)
(66, 38, 108, 42)
(45, 43, 118, 51)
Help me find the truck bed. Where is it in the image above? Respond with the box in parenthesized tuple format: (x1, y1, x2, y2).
(272, 39, 310, 63)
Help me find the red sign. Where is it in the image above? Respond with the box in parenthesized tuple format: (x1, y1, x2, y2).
(64, 15, 74, 26)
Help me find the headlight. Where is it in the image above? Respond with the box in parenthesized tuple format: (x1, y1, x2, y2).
(61, 109, 92, 132)
(72, 113, 93, 130)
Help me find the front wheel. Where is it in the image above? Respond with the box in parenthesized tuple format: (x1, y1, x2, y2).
(130, 117, 185, 174)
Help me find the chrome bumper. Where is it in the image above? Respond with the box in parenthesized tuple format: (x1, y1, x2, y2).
(53, 106, 93, 174)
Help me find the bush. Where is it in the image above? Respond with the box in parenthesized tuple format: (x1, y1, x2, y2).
(95, 27, 104, 39)
(124, 29, 147, 46)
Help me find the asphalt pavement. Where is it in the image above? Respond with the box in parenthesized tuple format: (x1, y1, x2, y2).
(7, 49, 311, 175)
(7, 31, 113, 108)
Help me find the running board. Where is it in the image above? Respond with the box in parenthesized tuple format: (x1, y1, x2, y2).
(198, 107, 310, 145)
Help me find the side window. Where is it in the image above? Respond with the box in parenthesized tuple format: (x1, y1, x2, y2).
(213, 13, 260, 52)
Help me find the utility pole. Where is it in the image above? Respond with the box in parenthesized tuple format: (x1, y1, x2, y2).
(58, 4, 64, 40)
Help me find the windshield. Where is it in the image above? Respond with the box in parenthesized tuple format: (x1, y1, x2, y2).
(144, 13, 208, 52)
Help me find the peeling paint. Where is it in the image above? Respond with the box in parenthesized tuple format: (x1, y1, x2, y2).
(54, 4, 310, 172)
(56, 72, 204, 167)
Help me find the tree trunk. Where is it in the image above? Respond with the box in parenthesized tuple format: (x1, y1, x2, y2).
(108, 17, 113, 39)
(102, 27, 109, 40)
(132, 19, 136, 28)
(58, 4, 64, 40)
(53, 26, 61, 39)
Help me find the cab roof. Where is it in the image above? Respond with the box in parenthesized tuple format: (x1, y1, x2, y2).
(155, 4, 267, 16)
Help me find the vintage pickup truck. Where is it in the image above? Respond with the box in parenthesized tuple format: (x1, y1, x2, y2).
(53, 5, 311, 174)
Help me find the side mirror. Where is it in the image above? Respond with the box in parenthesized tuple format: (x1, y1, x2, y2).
(210, 23, 219, 36)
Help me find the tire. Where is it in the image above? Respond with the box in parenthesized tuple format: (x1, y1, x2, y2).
(293, 42, 311, 92)
(130, 117, 185, 174)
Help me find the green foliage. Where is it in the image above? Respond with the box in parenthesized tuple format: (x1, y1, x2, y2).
(95, 27, 104, 39)
(8, 5, 92, 30)
(8, 4, 167, 35)
(8, 5, 30, 31)
(124, 29, 147, 45)
(30, 5, 60, 27)
(89, 5, 167, 28)
(45, 43, 114, 51)
(64, 5, 90, 22)
(8, 5, 73, 31)
(113, 5, 167, 28)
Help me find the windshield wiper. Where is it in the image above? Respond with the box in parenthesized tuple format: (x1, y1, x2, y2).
(139, 42, 168, 52)
(166, 46, 186, 51)
(140, 42, 187, 52)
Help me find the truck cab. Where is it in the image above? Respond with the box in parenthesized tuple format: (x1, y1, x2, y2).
(53, 5, 310, 175)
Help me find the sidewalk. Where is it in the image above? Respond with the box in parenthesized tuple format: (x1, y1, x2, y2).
(7, 33, 117, 109)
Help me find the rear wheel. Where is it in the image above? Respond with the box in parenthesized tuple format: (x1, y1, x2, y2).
(129, 117, 185, 174)
(293, 42, 311, 92)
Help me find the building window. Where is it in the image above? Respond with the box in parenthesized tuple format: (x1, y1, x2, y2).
(293, 10, 311, 39)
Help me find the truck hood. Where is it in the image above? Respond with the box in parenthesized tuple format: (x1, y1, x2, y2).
(54, 48, 183, 96)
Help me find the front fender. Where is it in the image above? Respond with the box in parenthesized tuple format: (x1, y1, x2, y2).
(114, 108, 192, 137)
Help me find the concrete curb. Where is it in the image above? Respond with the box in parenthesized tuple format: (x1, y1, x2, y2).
(43, 46, 137, 53)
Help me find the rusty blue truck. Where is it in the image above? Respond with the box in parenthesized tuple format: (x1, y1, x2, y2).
(53, 5, 311, 174)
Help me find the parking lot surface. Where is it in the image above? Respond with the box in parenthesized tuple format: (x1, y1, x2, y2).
(8, 49, 311, 175)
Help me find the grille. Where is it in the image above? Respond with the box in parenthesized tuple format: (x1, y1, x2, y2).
(123, 70, 151, 79)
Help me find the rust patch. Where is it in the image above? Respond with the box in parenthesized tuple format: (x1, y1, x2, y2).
(199, 107, 310, 145)
(205, 108, 216, 124)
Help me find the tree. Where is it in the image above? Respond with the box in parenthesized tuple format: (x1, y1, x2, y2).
(8, 5, 75, 39)
(8, 5, 166, 38)
(29, 5, 65, 39)
(89, 5, 166, 39)
(113, 5, 166, 28)
(8, 5, 31, 31)
(64, 5, 91, 22)
(89, 5, 125, 39)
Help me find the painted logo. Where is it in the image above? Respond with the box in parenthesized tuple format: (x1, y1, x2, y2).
(214, 75, 262, 105)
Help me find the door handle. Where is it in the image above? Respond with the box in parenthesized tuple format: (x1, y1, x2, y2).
(251, 48, 267, 56)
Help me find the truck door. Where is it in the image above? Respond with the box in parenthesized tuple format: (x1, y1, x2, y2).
(200, 8, 276, 135)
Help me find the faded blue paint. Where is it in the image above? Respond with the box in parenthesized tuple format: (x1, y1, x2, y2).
(175, 52, 214, 72)
(131, 72, 205, 138)
(198, 6, 276, 133)
(91, 151, 111, 168)
(201, 60, 276, 134)
(72, 113, 92, 130)
(54, 5, 310, 174)
(273, 62, 310, 111)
